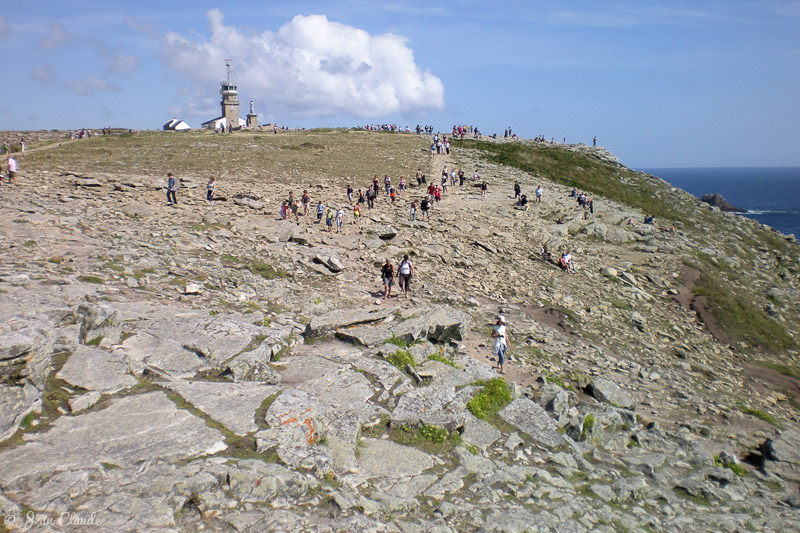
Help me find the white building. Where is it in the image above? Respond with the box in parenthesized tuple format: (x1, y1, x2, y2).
(163, 118, 191, 131)
(200, 116, 247, 130)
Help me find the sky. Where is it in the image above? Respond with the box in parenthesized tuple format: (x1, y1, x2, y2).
(1, 1, 799, 168)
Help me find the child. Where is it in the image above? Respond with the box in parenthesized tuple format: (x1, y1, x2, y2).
(336, 207, 344, 233)
(326, 209, 334, 232)
(316, 201, 324, 223)
(353, 204, 361, 224)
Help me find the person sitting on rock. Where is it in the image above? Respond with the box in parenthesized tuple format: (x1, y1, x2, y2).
(560, 251, 576, 273)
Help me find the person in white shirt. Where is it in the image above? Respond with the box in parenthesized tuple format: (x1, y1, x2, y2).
(5, 156, 18, 184)
(398, 254, 415, 298)
(491, 315, 509, 374)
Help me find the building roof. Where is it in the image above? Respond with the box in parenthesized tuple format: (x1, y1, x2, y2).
(163, 118, 191, 131)
(201, 116, 247, 129)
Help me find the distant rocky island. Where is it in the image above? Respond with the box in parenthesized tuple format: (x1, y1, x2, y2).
(700, 193, 747, 213)
(0, 129, 798, 531)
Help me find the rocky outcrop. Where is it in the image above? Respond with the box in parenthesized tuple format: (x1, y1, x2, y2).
(700, 193, 746, 213)
(0, 130, 798, 532)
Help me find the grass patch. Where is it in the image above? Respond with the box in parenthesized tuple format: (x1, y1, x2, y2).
(460, 140, 684, 222)
(467, 378, 512, 421)
(386, 349, 415, 370)
(738, 404, 780, 427)
(428, 352, 459, 368)
(249, 262, 288, 280)
(609, 298, 633, 311)
(755, 360, 800, 380)
(78, 275, 104, 284)
(86, 335, 103, 346)
(580, 414, 596, 442)
(673, 487, 710, 506)
(713, 456, 747, 477)
(384, 335, 409, 348)
(693, 268, 795, 353)
(390, 423, 462, 454)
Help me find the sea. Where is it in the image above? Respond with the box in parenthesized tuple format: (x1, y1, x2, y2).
(641, 167, 800, 237)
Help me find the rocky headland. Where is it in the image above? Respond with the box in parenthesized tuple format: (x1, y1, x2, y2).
(0, 130, 798, 532)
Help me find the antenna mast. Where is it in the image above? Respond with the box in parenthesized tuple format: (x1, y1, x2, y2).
(225, 59, 234, 83)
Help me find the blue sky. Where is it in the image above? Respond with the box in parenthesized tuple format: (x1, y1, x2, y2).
(1, 1, 798, 167)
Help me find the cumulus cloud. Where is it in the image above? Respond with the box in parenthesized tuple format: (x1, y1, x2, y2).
(30, 63, 58, 86)
(0, 16, 9, 39)
(160, 10, 444, 118)
(39, 22, 73, 49)
(63, 76, 120, 95)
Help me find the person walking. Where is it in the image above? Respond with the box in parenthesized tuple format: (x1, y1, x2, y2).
(409, 200, 417, 222)
(6, 155, 18, 184)
(535, 185, 543, 204)
(380, 258, 395, 299)
(206, 177, 216, 203)
(302, 190, 311, 215)
(480, 180, 488, 200)
(166, 172, 178, 205)
(398, 254, 414, 298)
(491, 315, 510, 374)
(325, 208, 334, 232)
(316, 201, 325, 223)
(336, 206, 344, 232)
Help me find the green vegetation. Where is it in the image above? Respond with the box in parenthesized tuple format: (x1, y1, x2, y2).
(467, 378, 512, 421)
(580, 414, 596, 442)
(86, 336, 103, 346)
(713, 456, 747, 477)
(755, 360, 800, 380)
(386, 349, 415, 370)
(609, 298, 633, 311)
(693, 268, 795, 353)
(249, 262, 288, 280)
(428, 352, 459, 368)
(673, 487, 710, 506)
(738, 404, 780, 427)
(78, 275, 104, 284)
(460, 140, 683, 222)
(384, 335, 409, 348)
(390, 423, 463, 454)
(546, 374, 565, 388)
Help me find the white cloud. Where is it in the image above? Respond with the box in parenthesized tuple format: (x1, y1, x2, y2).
(0, 16, 9, 39)
(63, 76, 120, 95)
(39, 22, 73, 49)
(125, 15, 159, 37)
(30, 63, 58, 86)
(160, 10, 444, 118)
(105, 53, 139, 76)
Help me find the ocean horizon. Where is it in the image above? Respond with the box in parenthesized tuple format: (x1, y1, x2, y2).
(641, 166, 800, 237)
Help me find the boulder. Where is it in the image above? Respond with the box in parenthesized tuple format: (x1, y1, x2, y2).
(0, 383, 41, 442)
(0, 392, 227, 485)
(764, 429, 800, 465)
(391, 306, 468, 344)
(77, 303, 122, 345)
(307, 308, 393, 336)
(589, 377, 635, 409)
(56, 346, 137, 394)
(499, 398, 563, 449)
(0, 315, 55, 389)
